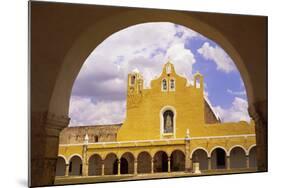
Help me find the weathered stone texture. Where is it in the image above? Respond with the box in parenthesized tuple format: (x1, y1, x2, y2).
(59, 124, 121, 144)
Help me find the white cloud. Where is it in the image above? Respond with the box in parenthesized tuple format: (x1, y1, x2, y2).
(197, 42, 235, 73)
(165, 43, 196, 79)
(213, 97, 251, 123)
(73, 23, 199, 95)
(227, 89, 246, 96)
(69, 96, 126, 126)
(125, 43, 196, 88)
(70, 23, 200, 125)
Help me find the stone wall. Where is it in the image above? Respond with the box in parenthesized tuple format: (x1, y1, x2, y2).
(59, 124, 121, 144)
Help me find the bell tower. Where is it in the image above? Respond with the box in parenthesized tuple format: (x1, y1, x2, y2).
(127, 69, 144, 108)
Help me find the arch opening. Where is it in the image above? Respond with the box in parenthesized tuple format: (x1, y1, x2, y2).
(88, 154, 102, 176)
(69, 156, 82, 176)
(154, 151, 168, 172)
(229, 147, 247, 169)
(120, 158, 128, 174)
(66, 22, 250, 127)
(104, 153, 118, 175)
(121, 152, 134, 174)
(192, 149, 208, 170)
(137, 152, 152, 174)
(171, 150, 185, 172)
(211, 148, 226, 169)
(55, 157, 66, 176)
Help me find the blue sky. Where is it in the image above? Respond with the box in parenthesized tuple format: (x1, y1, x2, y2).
(69, 22, 250, 126)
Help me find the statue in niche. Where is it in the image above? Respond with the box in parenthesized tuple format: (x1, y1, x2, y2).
(164, 110, 174, 133)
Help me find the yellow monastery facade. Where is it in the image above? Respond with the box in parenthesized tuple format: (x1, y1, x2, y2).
(55, 62, 256, 182)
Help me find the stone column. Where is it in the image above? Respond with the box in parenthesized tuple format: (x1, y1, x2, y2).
(246, 156, 250, 168)
(118, 159, 121, 175)
(30, 111, 70, 187)
(249, 101, 268, 171)
(226, 156, 230, 170)
(65, 164, 69, 176)
(184, 129, 192, 172)
(82, 148, 88, 176)
(168, 157, 171, 173)
(82, 135, 89, 176)
(134, 159, 138, 175)
(208, 157, 211, 170)
(151, 158, 154, 173)
(101, 160, 105, 176)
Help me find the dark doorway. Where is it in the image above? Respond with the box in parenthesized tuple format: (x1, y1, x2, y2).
(171, 150, 185, 171)
(161, 154, 168, 172)
(113, 159, 118, 175)
(216, 148, 226, 169)
(120, 157, 129, 174)
(154, 151, 168, 172)
(137, 152, 152, 174)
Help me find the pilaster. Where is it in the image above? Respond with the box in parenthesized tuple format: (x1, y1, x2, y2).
(30, 111, 70, 186)
(248, 101, 268, 171)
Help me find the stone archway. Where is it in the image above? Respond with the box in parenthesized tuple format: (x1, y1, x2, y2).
(120, 152, 134, 174)
(120, 158, 128, 174)
(192, 149, 208, 170)
(68, 156, 82, 176)
(229, 147, 247, 169)
(154, 151, 168, 172)
(170, 150, 185, 172)
(30, 2, 267, 186)
(88, 154, 102, 176)
(211, 148, 227, 169)
(137, 152, 152, 174)
(104, 153, 118, 175)
(55, 157, 66, 176)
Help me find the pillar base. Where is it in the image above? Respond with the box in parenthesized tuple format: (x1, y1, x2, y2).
(30, 158, 57, 187)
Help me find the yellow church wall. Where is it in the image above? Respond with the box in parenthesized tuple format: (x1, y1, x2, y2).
(117, 63, 206, 141)
(187, 121, 255, 138)
(117, 62, 254, 142)
(58, 145, 83, 163)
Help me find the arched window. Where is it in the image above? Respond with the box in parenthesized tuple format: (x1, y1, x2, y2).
(162, 79, 167, 91)
(160, 106, 176, 137)
(170, 79, 175, 91)
(163, 110, 174, 133)
(131, 75, 136, 85)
